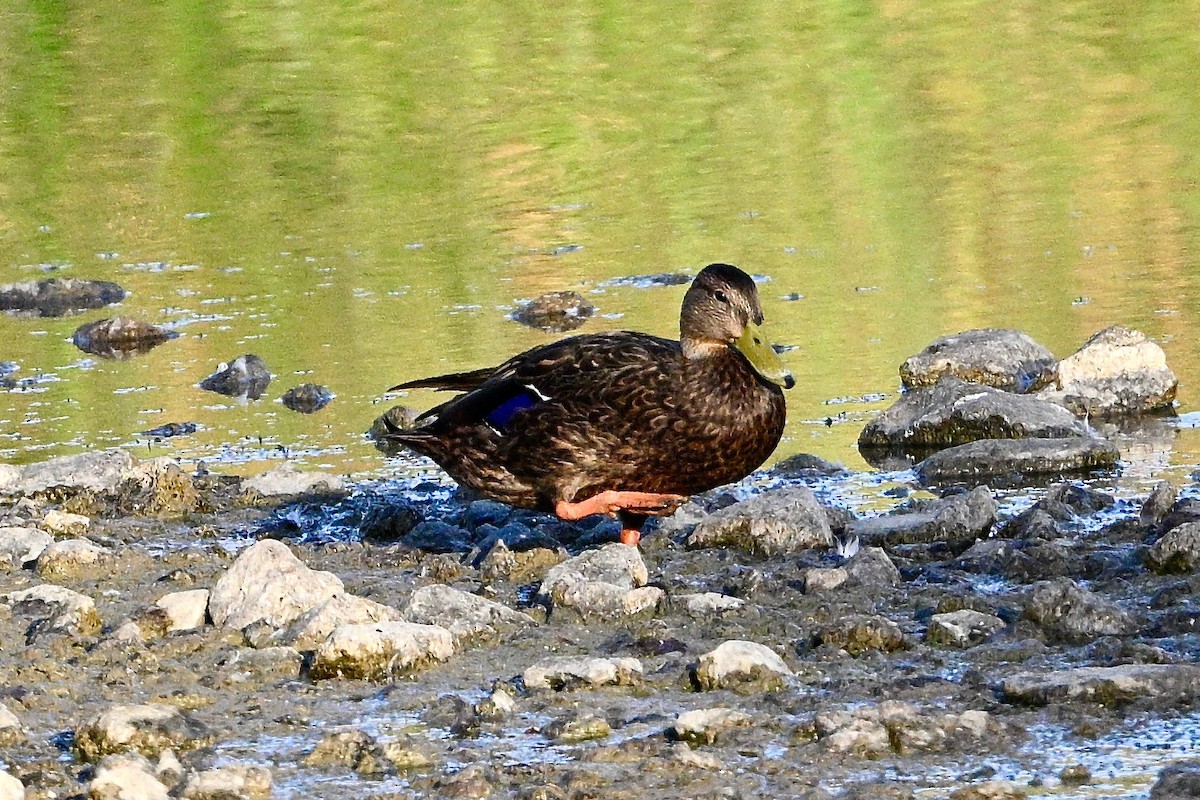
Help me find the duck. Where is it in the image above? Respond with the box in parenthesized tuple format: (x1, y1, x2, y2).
(384, 263, 794, 546)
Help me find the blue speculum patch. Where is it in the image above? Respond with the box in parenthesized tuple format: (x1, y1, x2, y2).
(486, 391, 538, 430)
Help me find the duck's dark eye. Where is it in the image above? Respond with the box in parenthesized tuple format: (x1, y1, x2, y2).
(714, 290, 729, 304)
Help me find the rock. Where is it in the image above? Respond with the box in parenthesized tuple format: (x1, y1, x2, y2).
(599, 272, 693, 288)
(0, 277, 127, 317)
(802, 567, 848, 593)
(510, 291, 595, 332)
(41, 509, 90, 536)
(368, 406, 421, 456)
(1002, 663, 1200, 706)
(844, 546, 902, 587)
(358, 502, 423, 543)
(949, 781, 1028, 800)
(1145, 522, 1200, 574)
(1059, 764, 1092, 785)
(400, 584, 535, 645)
(1023, 578, 1134, 643)
(400, 520, 474, 553)
(1039, 325, 1177, 416)
(926, 610, 1006, 647)
(0, 701, 22, 746)
(308, 622, 455, 680)
(154, 589, 210, 632)
(119, 458, 200, 517)
(2, 583, 102, 638)
(815, 703, 993, 757)
(0, 771, 21, 800)
(87, 753, 170, 800)
(692, 640, 792, 692)
(303, 729, 377, 769)
(72, 316, 179, 358)
(208, 540, 344, 630)
(685, 487, 833, 556)
(769, 453, 849, 478)
(858, 377, 1087, 450)
(36, 537, 112, 578)
(142, 422, 200, 439)
(523, 656, 642, 691)
(846, 486, 996, 551)
(816, 713, 891, 756)
(815, 614, 906, 655)
(0, 449, 134, 496)
(671, 707, 753, 745)
(543, 712, 611, 743)
(176, 766, 271, 800)
(198, 354, 271, 400)
(0, 525, 53, 566)
(274, 593, 402, 650)
(538, 543, 661, 618)
(900, 328, 1056, 393)
(241, 462, 344, 497)
(1150, 760, 1200, 798)
(1142, 481, 1179, 528)
(915, 436, 1121, 483)
(674, 592, 746, 615)
(75, 703, 211, 762)
(280, 383, 335, 414)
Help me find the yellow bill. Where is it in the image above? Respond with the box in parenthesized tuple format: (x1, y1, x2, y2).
(735, 322, 795, 389)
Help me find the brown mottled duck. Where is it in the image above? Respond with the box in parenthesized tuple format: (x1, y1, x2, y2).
(384, 263, 794, 546)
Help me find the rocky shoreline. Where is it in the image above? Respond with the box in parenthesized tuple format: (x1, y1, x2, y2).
(0, 325, 1197, 799)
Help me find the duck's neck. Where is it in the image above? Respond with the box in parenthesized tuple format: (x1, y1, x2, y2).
(680, 338, 730, 360)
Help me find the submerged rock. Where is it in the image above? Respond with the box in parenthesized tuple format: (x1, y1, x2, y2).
(915, 437, 1121, 483)
(208, 540, 344, 630)
(0, 277, 127, 317)
(198, 354, 271, 400)
(685, 486, 833, 556)
(71, 316, 179, 358)
(900, 328, 1056, 393)
(281, 383, 334, 414)
(308, 621, 455, 680)
(510, 291, 595, 332)
(141, 422, 200, 439)
(75, 703, 211, 762)
(1039, 325, 1177, 416)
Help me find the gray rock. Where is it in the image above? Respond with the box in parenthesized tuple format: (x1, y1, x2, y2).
(802, 567, 848, 593)
(948, 780, 1028, 800)
(685, 486, 834, 556)
(915, 437, 1121, 483)
(1150, 760, 1200, 799)
(900, 328, 1056, 393)
(72, 316, 179, 359)
(400, 584, 535, 644)
(154, 589, 210, 632)
(816, 703, 991, 756)
(1003, 663, 1200, 706)
(1038, 325, 1177, 416)
(674, 592, 746, 615)
(87, 753, 170, 800)
(844, 546, 902, 587)
(0, 770, 21, 800)
(0, 277, 127, 317)
(209, 540, 344, 630)
(2, 583, 102, 638)
(859, 377, 1087, 449)
(672, 707, 754, 745)
(0, 449, 134, 496)
(510, 291, 595, 332)
(692, 640, 792, 692)
(309, 621, 455, 680)
(198, 353, 271, 400)
(1145, 522, 1200, 574)
(522, 655, 642, 691)
(816, 614, 906, 655)
(1142, 481, 1180, 528)
(0, 525, 53, 566)
(241, 462, 345, 497)
(36, 537, 112, 578)
(1023, 578, 1134, 643)
(274, 593, 402, 650)
(75, 703, 211, 763)
(176, 766, 271, 800)
(926, 609, 1006, 647)
(538, 543, 662, 618)
(846, 486, 996, 550)
(280, 383, 335, 414)
(542, 713, 611, 743)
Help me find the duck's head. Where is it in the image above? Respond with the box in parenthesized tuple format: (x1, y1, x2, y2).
(680, 263, 795, 389)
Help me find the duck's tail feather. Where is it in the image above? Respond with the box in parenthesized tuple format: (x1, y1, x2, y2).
(389, 367, 496, 394)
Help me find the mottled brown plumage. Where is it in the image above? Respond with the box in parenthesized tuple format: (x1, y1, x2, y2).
(385, 263, 793, 541)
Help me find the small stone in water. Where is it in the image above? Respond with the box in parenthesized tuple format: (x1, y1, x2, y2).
(198, 354, 271, 400)
(280, 383, 334, 413)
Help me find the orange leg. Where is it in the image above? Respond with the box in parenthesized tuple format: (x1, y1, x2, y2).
(555, 491, 687, 547)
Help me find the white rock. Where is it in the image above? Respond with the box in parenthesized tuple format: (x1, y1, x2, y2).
(274, 593, 401, 649)
(155, 590, 210, 632)
(672, 707, 753, 744)
(309, 622, 454, 680)
(0, 701, 22, 745)
(0, 770, 21, 800)
(75, 704, 210, 762)
(41, 509, 91, 536)
(176, 765, 271, 800)
(523, 655, 643, 691)
(675, 592, 746, 615)
(1040, 325, 1177, 415)
(241, 462, 344, 497)
(0, 526, 52, 566)
(1, 583, 102, 636)
(537, 544, 659, 617)
(0, 449, 135, 496)
(208, 540, 343, 630)
(36, 538, 112, 578)
(693, 640, 792, 691)
(88, 753, 170, 800)
(400, 584, 535, 644)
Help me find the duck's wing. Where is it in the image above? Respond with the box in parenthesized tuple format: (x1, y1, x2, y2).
(388, 366, 496, 393)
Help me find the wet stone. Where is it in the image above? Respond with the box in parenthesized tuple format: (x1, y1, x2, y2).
(399, 583, 536, 645)
(141, 422, 200, 439)
(1149, 760, 1200, 799)
(926, 610, 1006, 648)
(949, 781, 1028, 800)
(176, 765, 271, 800)
(900, 328, 1056, 393)
(309, 621, 455, 680)
(671, 707, 753, 745)
(543, 712, 611, 743)
(685, 486, 834, 556)
(401, 520, 474, 553)
(815, 614, 906, 656)
(844, 546, 902, 587)
(1145, 522, 1200, 574)
(1038, 325, 1177, 416)
(510, 290, 595, 332)
(198, 353, 271, 399)
(208, 540, 344, 630)
(802, 567, 848, 593)
(1022, 578, 1135, 643)
(280, 383, 334, 414)
(367, 405, 421, 456)
(847, 486, 996, 552)
(242, 462, 345, 498)
(71, 316, 179, 358)
(1141, 480, 1180, 528)
(75, 703, 211, 763)
(915, 437, 1121, 483)
(0, 448, 134, 496)
(1002, 663, 1200, 706)
(522, 655, 642, 691)
(691, 640, 792, 692)
(0, 277, 127, 317)
(358, 501, 423, 543)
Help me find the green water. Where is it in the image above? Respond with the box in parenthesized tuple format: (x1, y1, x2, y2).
(2, 0, 1199, 479)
